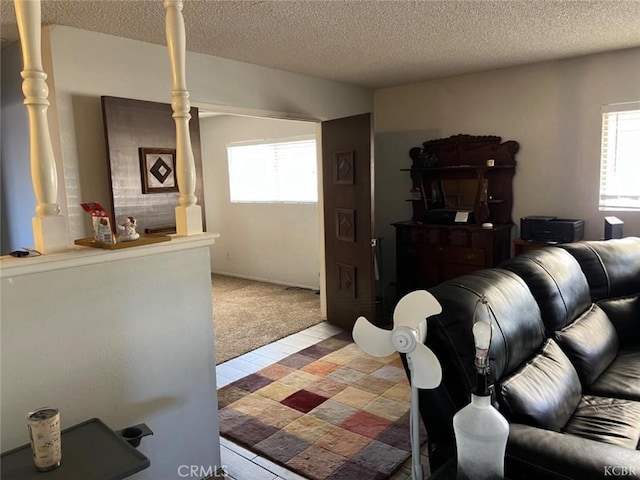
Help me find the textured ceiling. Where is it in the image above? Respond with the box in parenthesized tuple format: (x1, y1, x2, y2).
(1, 0, 640, 88)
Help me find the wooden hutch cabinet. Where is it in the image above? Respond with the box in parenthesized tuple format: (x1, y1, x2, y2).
(393, 134, 519, 295)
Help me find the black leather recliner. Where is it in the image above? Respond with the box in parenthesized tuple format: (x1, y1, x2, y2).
(411, 237, 640, 479)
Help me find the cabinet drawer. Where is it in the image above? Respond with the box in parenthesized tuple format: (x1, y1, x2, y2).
(410, 227, 440, 245)
(416, 244, 444, 261)
(443, 246, 486, 266)
(447, 229, 471, 247)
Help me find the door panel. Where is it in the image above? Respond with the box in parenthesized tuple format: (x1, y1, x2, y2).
(322, 113, 375, 330)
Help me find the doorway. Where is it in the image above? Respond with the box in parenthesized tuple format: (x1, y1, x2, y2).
(198, 107, 377, 338)
(200, 113, 319, 288)
(199, 112, 325, 361)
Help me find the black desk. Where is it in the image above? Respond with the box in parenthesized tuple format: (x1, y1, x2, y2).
(1, 418, 150, 480)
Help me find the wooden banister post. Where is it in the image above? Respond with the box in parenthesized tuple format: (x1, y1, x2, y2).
(164, 0, 203, 236)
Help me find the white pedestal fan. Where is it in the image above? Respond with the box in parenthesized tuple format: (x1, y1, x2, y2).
(353, 290, 443, 480)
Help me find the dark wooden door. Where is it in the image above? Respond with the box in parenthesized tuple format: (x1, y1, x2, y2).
(322, 113, 375, 330)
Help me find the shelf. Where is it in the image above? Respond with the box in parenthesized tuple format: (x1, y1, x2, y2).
(400, 165, 515, 172)
(392, 220, 513, 230)
(74, 234, 171, 249)
(1, 233, 220, 279)
(402, 134, 517, 226)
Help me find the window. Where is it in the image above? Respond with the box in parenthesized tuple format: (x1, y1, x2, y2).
(599, 102, 640, 211)
(227, 137, 317, 203)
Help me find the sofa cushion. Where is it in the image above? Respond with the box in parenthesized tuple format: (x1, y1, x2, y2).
(507, 423, 640, 480)
(554, 304, 618, 387)
(588, 349, 640, 401)
(498, 339, 581, 432)
(598, 294, 640, 348)
(562, 395, 640, 450)
(500, 248, 592, 335)
(560, 237, 640, 301)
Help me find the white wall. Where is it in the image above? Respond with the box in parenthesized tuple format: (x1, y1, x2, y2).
(0, 42, 38, 254)
(1, 238, 219, 478)
(39, 25, 372, 242)
(201, 115, 319, 288)
(374, 48, 640, 287)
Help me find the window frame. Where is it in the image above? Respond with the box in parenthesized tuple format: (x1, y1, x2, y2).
(598, 101, 640, 212)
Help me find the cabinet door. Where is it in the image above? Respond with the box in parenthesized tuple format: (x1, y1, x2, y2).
(411, 226, 440, 245)
(395, 227, 421, 295)
(395, 226, 442, 294)
(470, 229, 495, 250)
(471, 226, 512, 266)
(418, 227, 443, 286)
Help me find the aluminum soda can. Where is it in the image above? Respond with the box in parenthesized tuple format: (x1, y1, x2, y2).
(27, 407, 61, 471)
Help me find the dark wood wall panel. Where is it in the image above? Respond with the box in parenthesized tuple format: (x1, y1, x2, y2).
(101, 96, 206, 234)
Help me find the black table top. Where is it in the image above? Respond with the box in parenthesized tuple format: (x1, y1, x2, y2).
(1, 418, 150, 480)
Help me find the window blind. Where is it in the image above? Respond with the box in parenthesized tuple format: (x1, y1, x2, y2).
(227, 137, 317, 203)
(599, 102, 640, 211)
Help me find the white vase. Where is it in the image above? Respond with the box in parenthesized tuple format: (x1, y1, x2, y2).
(453, 393, 509, 480)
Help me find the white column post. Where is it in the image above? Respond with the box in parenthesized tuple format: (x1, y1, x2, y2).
(15, 0, 68, 252)
(164, 0, 203, 236)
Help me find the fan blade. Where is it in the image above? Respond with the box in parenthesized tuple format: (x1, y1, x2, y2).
(407, 342, 442, 389)
(353, 316, 396, 357)
(394, 290, 442, 329)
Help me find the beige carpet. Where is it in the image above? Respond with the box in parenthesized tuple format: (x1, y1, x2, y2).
(212, 274, 323, 364)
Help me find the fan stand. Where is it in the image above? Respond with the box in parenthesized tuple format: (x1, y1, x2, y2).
(408, 361, 424, 480)
(352, 290, 443, 480)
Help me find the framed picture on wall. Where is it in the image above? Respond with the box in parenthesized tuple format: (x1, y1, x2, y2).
(139, 147, 178, 194)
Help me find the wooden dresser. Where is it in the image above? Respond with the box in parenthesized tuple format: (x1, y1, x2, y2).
(394, 134, 518, 295)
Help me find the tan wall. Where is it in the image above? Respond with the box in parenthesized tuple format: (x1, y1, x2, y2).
(374, 47, 640, 287)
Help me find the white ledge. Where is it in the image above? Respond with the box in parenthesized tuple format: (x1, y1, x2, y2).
(0, 233, 219, 278)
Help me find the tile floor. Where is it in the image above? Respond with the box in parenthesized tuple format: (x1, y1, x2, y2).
(216, 322, 430, 480)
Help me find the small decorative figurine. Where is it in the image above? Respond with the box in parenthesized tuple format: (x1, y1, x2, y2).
(118, 216, 140, 242)
(409, 146, 438, 168)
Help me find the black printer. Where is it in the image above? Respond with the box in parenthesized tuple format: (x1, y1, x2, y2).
(520, 216, 585, 244)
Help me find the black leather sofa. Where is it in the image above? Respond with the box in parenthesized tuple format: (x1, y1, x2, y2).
(411, 237, 640, 479)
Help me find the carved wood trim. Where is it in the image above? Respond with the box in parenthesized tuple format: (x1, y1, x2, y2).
(420, 134, 519, 168)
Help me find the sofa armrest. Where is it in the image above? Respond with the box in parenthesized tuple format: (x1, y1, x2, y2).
(506, 423, 640, 480)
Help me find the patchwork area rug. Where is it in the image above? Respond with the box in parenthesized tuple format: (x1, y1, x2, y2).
(217, 331, 427, 480)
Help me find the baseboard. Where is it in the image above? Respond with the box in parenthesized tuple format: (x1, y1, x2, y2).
(211, 270, 320, 293)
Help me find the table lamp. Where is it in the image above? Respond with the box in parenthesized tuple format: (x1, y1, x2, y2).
(453, 296, 509, 480)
